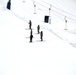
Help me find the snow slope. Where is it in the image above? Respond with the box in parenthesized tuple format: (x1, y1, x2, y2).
(0, 0, 8, 9)
(0, 0, 76, 75)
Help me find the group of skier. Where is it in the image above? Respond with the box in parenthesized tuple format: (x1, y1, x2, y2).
(28, 20, 43, 42)
(6, 1, 43, 43)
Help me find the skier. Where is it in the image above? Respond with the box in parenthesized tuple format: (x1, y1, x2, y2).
(28, 20, 32, 29)
(65, 17, 67, 30)
(30, 34, 33, 42)
(40, 31, 43, 41)
(7, 0, 11, 10)
(37, 25, 40, 34)
(30, 29, 33, 35)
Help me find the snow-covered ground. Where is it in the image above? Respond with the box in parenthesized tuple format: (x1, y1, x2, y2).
(0, 0, 76, 75)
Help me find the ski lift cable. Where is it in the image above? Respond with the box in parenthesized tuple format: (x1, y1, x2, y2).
(13, 0, 76, 23)
(52, 9, 76, 22)
(30, 0, 76, 28)
(41, 0, 76, 18)
(32, 0, 76, 22)
(36, 3, 76, 22)
(32, 0, 49, 9)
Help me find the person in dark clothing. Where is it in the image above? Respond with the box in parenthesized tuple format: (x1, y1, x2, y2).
(65, 19, 67, 23)
(65, 17, 67, 30)
(40, 31, 43, 41)
(37, 25, 40, 34)
(28, 20, 32, 29)
(30, 34, 33, 42)
(7, 0, 11, 10)
(30, 29, 33, 35)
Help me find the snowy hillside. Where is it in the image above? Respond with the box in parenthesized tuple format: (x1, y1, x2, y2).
(10, 0, 76, 47)
(0, 0, 76, 75)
